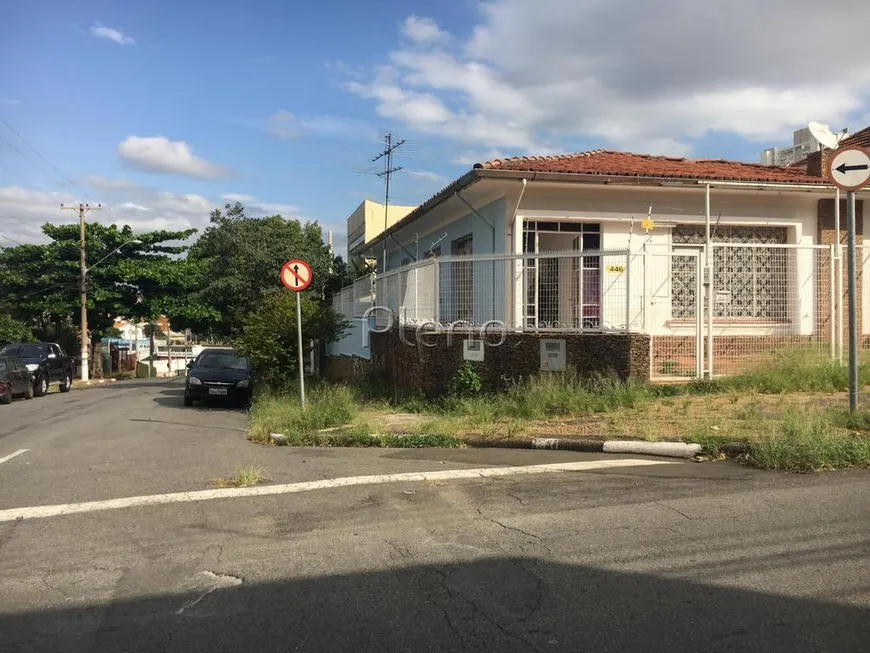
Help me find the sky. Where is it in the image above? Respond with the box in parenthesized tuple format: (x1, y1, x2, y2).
(2, 0, 869, 258)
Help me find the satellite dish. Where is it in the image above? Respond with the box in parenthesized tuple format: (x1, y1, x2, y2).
(809, 122, 841, 149)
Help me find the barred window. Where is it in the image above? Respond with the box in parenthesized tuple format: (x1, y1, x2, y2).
(671, 226, 789, 320)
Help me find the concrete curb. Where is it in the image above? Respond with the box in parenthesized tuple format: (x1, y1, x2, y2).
(465, 437, 702, 459)
(260, 431, 709, 460)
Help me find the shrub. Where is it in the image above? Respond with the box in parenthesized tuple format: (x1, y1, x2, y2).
(234, 293, 349, 389)
(449, 362, 482, 398)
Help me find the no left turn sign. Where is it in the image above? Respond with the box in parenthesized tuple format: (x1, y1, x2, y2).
(281, 259, 313, 291)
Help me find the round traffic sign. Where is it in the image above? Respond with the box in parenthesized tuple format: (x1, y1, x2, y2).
(280, 259, 313, 292)
(827, 145, 870, 192)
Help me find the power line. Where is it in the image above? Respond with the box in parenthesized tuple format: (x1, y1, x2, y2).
(0, 232, 23, 246)
(0, 118, 95, 202)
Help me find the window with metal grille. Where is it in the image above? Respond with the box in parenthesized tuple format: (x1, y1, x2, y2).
(671, 225, 788, 320)
(447, 235, 473, 323)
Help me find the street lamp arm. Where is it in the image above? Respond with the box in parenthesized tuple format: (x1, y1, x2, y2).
(85, 239, 142, 275)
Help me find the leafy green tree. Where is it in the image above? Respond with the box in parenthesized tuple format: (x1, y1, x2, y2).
(0, 314, 34, 346)
(234, 292, 349, 387)
(0, 222, 209, 349)
(188, 202, 353, 334)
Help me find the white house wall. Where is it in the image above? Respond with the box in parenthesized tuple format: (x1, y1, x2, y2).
(518, 184, 825, 337)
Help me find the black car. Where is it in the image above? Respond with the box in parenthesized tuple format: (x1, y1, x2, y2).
(0, 342, 74, 396)
(184, 349, 253, 407)
(0, 356, 35, 404)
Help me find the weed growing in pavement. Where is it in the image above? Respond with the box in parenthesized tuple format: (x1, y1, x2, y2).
(213, 465, 265, 488)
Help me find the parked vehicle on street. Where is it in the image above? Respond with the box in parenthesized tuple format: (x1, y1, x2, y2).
(184, 348, 253, 407)
(0, 356, 35, 404)
(0, 343, 75, 396)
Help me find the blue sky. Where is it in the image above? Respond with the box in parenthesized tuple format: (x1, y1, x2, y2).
(2, 0, 869, 255)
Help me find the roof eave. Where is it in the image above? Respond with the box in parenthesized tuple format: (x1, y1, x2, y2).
(361, 168, 835, 255)
(475, 168, 830, 188)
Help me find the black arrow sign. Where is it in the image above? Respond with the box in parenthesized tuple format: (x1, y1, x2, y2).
(836, 162, 870, 175)
(292, 264, 301, 286)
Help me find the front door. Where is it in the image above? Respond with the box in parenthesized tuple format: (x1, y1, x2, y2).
(573, 234, 601, 329)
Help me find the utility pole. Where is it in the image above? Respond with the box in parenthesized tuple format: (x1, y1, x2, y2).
(61, 202, 101, 383)
(372, 132, 405, 272)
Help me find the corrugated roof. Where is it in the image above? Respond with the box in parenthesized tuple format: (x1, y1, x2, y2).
(475, 150, 826, 184)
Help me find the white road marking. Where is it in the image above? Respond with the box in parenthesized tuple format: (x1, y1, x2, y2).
(0, 449, 29, 465)
(0, 458, 675, 523)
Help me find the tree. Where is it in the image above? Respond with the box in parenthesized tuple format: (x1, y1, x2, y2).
(188, 202, 353, 334)
(0, 314, 34, 346)
(234, 292, 349, 387)
(0, 222, 211, 350)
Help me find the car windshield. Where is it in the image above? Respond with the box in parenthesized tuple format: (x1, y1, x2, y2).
(0, 344, 46, 358)
(197, 352, 249, 370)
(0, 359, 7, 374)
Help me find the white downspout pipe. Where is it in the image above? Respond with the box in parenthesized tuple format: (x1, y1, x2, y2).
(511, 179, 528, 329)
(705, 184, 714, 379)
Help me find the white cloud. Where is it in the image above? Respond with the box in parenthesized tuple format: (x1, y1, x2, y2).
(403, 169, 447, 183)
(117, 136, 234, 179)
(90, 23, 135, 45)
(267, 110, 299, 139)
(0, 181, 326, 247)
(347, 1, 870, 157)
(402, 16, 445, 43)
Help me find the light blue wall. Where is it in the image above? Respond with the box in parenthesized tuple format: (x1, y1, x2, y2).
(377, 198, 509, 325)
(325, 316, 375, 360)
(383, 198, 508, 270)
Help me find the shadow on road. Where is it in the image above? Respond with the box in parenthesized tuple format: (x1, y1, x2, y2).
(152, 387, 248, 413)
(1, 558, 866, 652)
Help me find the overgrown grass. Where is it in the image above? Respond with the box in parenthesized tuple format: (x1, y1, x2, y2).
(212, 465, 265, 487)
(749, 412, 870, 471)
(717, 353, 870, 394)
(247, 384, 358, 444)
(247, 357, 870, 468)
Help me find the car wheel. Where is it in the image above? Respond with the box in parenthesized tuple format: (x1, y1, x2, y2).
(33, 374, 48, 397)
(184, 396, 194, 407)
(59, 373, 72, 393)
(23, 382, 34, 400)
(0, 386, 11, 405)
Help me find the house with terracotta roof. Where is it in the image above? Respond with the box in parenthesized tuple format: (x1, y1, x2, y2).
(328, 149, 869, 393)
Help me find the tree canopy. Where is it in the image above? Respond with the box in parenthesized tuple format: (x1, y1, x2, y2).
(187, 202, 354, 334)
(0, 222, 208, 342)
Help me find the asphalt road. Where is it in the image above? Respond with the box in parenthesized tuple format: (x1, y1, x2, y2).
(1, 380, 869, 652)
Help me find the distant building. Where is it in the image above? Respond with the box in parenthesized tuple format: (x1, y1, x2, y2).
(760, 127, 825, 167)
(346, 199, 416, 265)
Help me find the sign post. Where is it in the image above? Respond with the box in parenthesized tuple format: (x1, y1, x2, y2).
(827, 145, 870, 412)
(280, 259, 313, 408)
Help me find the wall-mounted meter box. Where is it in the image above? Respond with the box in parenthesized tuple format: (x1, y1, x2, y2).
(540, 339, 566, 371)
(463, 339, 485, 362)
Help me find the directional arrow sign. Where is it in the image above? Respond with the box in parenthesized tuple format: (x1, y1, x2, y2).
(828, 145, 870, 191)
(280, 259, 313, 292)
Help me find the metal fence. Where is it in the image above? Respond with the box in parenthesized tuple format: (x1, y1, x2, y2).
(330, 243, 861, 380)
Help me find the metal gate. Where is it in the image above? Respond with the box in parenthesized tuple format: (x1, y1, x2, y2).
(649, 248, 703, 380)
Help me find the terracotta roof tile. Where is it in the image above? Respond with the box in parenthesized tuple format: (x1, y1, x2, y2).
(475, 150, 826, 184)
(841, 126, 870, 149)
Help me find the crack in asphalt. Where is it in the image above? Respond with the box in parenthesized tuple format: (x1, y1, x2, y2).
(657, 502, 695, 521)
(476, 508, 552, 555)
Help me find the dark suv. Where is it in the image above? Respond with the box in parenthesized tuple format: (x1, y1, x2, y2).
(0, 356, 35, 404)
(0, 343, 75, 396)
(184, 349, 253, 407)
